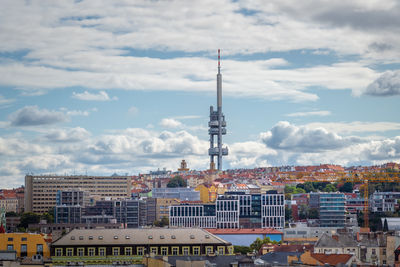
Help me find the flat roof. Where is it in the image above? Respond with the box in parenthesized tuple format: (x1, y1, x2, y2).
(205, 228, 283, 235)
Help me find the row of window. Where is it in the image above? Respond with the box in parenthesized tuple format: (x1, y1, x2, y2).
(55, 246, 230, 257)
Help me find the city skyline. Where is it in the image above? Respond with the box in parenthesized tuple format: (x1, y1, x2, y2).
(1, 1, 400, 188)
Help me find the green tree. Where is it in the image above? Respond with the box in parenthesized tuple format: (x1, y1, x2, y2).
(153, 216, 169, 227)
(338, 182, 353, 193)
(19, 212, 40, 229)
(167, 175, 187, 188)
(5, 211, 18, 217)
(383, 218, 389, 232)
(285, 206, 292, 222)
(324, 184, 336, 192)
(40, 212, 54, 223)
(309, 208, 319, 219)
(249, 236, 272, 253)
(234, 246, 251, 255)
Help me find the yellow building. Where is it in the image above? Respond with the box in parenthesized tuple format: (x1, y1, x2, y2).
(0, 233, 50, 258)
(156, 198, 180, 221)
(195, 184, 217, 203)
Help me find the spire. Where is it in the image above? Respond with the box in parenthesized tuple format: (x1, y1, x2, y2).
(218, 49, 221, 74)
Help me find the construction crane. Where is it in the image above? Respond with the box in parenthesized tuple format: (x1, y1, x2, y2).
(282, 170, 400, 229)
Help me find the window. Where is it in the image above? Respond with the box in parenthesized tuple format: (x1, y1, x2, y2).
(161, 247, 168, 256)
(77, 248, 84, 257)
(125, 247, 132, 256)
(137, 247, 144, 256)
(21, 237, 27, 241)
(182, 247, 189, 255)
(88, 248, 95, 256)
(172, 247, 179, 255)
(113, 247, 119, 256)
(150, 247, 158, 255)
(7, 245, 14, 251)
(66, 248, 73, 257)
(228, 246, 234, 255)
(99, 248, 106, 256)
(20, 244, 28, 257)
(383, 249, 386, 255)
(7, 238, 13, 241)
(193, 247, 200, 255)
(218, 247, 225, 255)
(206, 246, 213, 255)
(372, 248, 376, 255)
(55, 248, 62, 257)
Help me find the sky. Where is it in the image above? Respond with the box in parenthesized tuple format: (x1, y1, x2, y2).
(1, 0, 400, 188)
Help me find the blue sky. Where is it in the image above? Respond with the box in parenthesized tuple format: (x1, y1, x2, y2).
(1, 0, 400, 188)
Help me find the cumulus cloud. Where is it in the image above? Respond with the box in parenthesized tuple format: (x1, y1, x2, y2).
(261, 121, 364, 152)
(286, 110, 331, 117)
(44, 127, 91, 142)
(9, 106, 67, 126)
(72, 91, 117, 101)
(364, 70, 400, 96)
(160, 118, 183, 129)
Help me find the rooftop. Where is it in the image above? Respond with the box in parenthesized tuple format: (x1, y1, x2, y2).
(205, 228, 283, 235)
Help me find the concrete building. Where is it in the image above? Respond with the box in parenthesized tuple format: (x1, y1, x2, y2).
(370, 191, 400, 212)
(0, 233, 50, 259)
(0, 196, 18, 213)
(262, 192, 285, 229)
(25, 175, 131, 214)
(152, 187, 200, 201)
(310, 192, 346, 227)
(169, 204, 216, 228)
(155, 198, 180, 221)
(51, 228, 234, 266)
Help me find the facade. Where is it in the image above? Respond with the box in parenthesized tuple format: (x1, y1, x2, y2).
(195, 183, 217, 203)
(206, 228, 283, 246)
(169, 191, 285, 229)
(51, 228, 233, 266)
(169, 204, 216, 228)
(156, 198, 180, 221)
(152, 187, 200, 201)
(0, 196, 18, 213)
(0, 233, 50, 258)
(370, 191, 400, 212)
(311, 192, 346, 227)
(25, 175, 131, 214)
(114, 199, 147, 228)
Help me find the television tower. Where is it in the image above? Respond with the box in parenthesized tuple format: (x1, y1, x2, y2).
(208, 49, 228, 171)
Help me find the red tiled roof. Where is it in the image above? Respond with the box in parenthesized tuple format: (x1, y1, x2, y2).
(205, 228, 283, 235)
(311, 253, 353, 265)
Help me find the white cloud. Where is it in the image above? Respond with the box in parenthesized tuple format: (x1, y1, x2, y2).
(72, 91, 117, 101)
(286, 110, 331, 117)
(0, 94, 14, 107)
(261, 121, 365, 152)
(364, 70, 400, 96)
(128, 106, 139, 116)
(9, 105, 67, 126)
(306, 121, 400, 134)
(159, 118, 183, 129)
(44, 127, 91, 142)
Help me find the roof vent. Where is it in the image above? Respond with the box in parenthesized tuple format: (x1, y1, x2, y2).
(205, 235, 210, 239)
(125, 236, 130, 239)
(89, 236, 93, 240)
(160, 235, 165, 239)
(98, 236, 103, 240)
(171, 235, 176, 239)
(79, 236, 84, 240)
(71, 236, 75, 240)
(114, 236, 118, 239)
(190, 235, 195, 239)
(148, 235, 153, 239)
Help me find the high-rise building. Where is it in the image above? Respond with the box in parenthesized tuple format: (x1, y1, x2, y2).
(208, 49, 228, 171)
(25, 175, 132, 214)
(312, 192, 346, 228)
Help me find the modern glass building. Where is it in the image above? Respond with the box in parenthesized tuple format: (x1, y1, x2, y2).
(317, 192, 346, 227)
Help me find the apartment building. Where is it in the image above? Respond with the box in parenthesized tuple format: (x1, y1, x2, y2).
(25, 175, 132, 214)
(370, 191, 400, 212)
(311, 192, 346, 228)
(169, 191, 285, 229)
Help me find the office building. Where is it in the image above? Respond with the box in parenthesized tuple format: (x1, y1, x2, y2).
(169, 191, 285, 229)
(312, 192, 346, 228)
(152, 187, 200, 201)
(370, 191, 400, 212)
(25, 175, 131, 214)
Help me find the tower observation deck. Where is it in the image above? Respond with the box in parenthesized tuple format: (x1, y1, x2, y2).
(208, 49, 228, 171)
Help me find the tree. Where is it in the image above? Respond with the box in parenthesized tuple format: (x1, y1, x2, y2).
(19, 212, 40, 229)
(153, 216, 169, 227)
(324, 184, 336, 192)
(250, 236, 272, 253)
(167, 176, 187, 188)
(383, 218, 389, 232)
(40, 212, 54, 223)
(285, 206, 292, 222)
(338, 182, 353, 193)
(234, 246, 251, 255)
(5, 211, 18, 217)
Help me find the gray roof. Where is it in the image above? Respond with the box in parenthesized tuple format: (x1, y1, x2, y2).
(260, 251, 302, 265)
(52, 228, 231, 246)
(314, 233, 358, 248)
(166, 255, 245, 267)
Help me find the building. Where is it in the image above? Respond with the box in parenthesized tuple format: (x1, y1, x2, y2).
(114, 199, 147, 228)
(0, 233, 50, 259)
(155, 198, 180, 221)
(25, 175, 132, 214)
(0, 196, 18, 213)
(169, 204, 216, 228)
(370, 191, 400, 212)
(51, 228, 234, 266)
(311, 192, 346, 227)
(169, 191, 285, 229)
(152, 187, 200, 201)
(195, 183, 217, 203)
